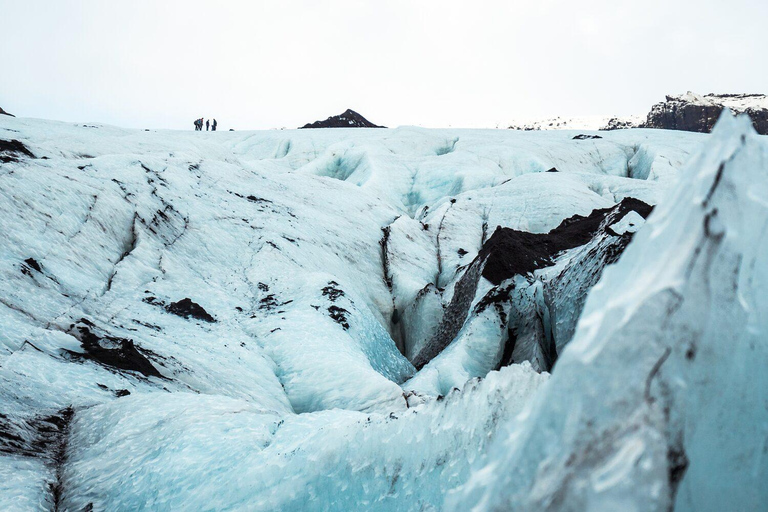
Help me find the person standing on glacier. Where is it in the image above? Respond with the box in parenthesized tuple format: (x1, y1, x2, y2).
(205, 119, 210, 131)
(212, 119, 217, 131)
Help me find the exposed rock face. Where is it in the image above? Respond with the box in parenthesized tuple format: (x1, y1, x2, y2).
(166, 298, 215, 323)
(300, 109, 385, 129)
(0, 106, 13, 117)
(646, 92, 768, 134)
(67, 319, 163, 378)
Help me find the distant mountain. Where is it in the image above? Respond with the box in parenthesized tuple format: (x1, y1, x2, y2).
(0, 106, 14, 117)
(508, 115, 643, 131)
(646, 92, 768, 134)
(300, 109, 385, 129)
(506, 93, 768, 135)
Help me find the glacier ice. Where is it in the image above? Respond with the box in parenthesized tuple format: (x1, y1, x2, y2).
(58, 365, 545, 511)
(447, 113, 768, 511)
(0, 112, 765, 511)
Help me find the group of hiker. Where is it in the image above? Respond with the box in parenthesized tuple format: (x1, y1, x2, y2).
(194, 118, 217, 131)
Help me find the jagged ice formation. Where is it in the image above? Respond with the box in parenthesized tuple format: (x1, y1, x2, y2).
(0, 112, 765, 511)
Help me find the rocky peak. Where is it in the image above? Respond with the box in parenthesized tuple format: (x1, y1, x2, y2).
(300, 109, 385, 129)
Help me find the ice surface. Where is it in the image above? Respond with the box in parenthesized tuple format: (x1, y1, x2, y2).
(3, 113, 763, 510)
(59, 365, 546, 511)
(447, 113, 768, 511)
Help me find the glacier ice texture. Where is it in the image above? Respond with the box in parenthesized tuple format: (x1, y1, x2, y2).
(448, 113, 768, 511)
(0, 112, 765, 511)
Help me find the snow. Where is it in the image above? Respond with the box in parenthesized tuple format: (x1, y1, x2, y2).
(608, 210, 644, 235)
(507, 115, 644, 131)
(2, 112, 764, 510)
(667, 91, 768, 111)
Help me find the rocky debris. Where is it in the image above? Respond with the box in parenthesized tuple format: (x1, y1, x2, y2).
(143, 296, 216, 322)
(300, 109, 385, 129)
(321, 281, 345, 302)
(480, 198, 652, 285)
(21, 257, 43, 277)
(166, 298, 215, 323)
(0, 106, 13, 117)
(0, 139, 35, 163)
(257, 294, 292, 313)
(328, 305, 350, 330)
(572, 134, 602, 140)
(646, 92, 768, 134)
(23, 258, 42, 273)
(67, 320, 162, 378)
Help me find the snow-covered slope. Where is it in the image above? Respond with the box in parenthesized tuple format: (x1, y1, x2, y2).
(1, 113, 764, 510)
(507, 115, 643, 131)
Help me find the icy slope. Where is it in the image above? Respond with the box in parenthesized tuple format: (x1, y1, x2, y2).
(58, 364, 545, 511)
(448, 114, 768, 511)
(0, 115, 721, 510)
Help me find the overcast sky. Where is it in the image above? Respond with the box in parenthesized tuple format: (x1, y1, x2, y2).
(1, 0, 766, 130)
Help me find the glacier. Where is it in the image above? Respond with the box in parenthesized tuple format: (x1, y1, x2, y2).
(0, 113, 765, 511)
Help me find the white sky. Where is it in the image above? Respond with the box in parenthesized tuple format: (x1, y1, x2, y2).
(1, 0, 766, 130)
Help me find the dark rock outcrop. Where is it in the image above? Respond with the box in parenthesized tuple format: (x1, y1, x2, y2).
(300, 109, 385, 129)
(480, 197, 652, 285)
(646, 93, 768, 134)
(0, 106, 13, 117)
(166, 298, 215, 322)
(0, 139, 34, 163)
(68, 320, 162, 378)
